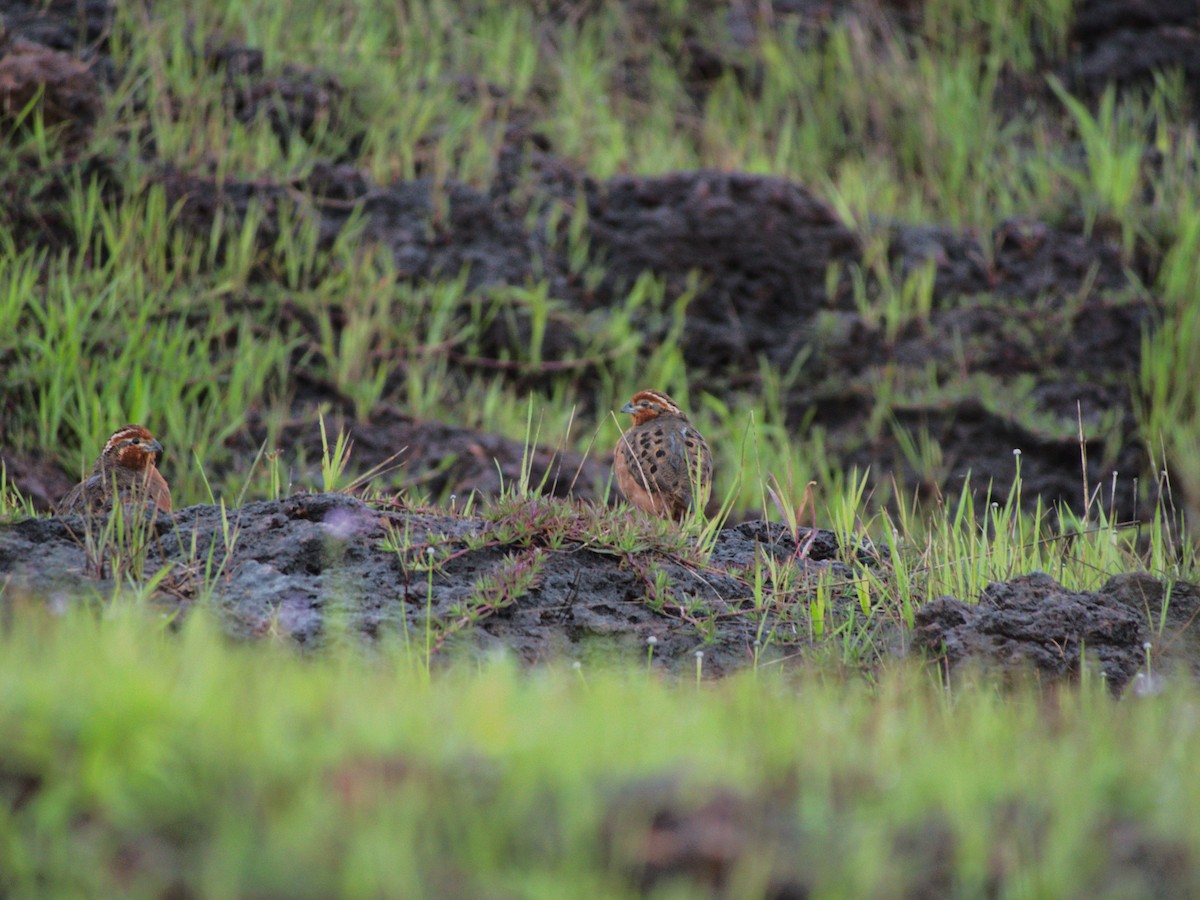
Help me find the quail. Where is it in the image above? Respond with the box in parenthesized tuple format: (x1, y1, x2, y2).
(58, 424, 172, 516)
(613, 389, 712, 521)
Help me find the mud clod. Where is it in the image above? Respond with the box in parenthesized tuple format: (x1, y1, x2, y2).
(913, 572, 1158, 692)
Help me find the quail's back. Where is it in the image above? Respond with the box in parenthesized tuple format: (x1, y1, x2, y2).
(613, 390, 712, 521)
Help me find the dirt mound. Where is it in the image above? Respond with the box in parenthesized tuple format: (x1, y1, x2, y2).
(585, 171, 861, 373)
(0, 450, 76, 514)
(202, 40, 359, 157)
(0, 37, 101, 145)
(1, 0, 113, 49)
(912, 571, 1200, 693)
(1068, 0, 1200, 105)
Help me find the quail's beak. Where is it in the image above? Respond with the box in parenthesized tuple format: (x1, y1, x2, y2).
(621, 402, 636, 414)
(149, 440, 164, 465)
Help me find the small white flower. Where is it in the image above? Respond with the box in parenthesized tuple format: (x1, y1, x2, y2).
(1135, 672, 1165, 697)
(1013, 448, 1021, 456)
(572, 660, 582, 670)
(647, 636, 658, 646)
(694, 650, 704, 659)
(1143, 642, 1153, 652)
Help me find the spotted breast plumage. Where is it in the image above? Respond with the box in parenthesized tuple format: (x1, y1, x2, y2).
(57, 424, 172, 516)
(613, 389, 712, 521)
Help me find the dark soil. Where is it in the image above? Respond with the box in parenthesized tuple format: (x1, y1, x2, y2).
(0, 36, 101, 144)
(911, 571, 1196, 693)
(1068, 0, 1200, 105)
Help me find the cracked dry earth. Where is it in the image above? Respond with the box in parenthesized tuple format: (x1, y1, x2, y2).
(3, 492, 1200, 691)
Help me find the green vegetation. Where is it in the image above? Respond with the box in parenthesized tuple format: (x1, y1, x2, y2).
(4, 0, 1200, 893)
(3, 604, 1200, 896)
(0, 0, 1196, 514)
